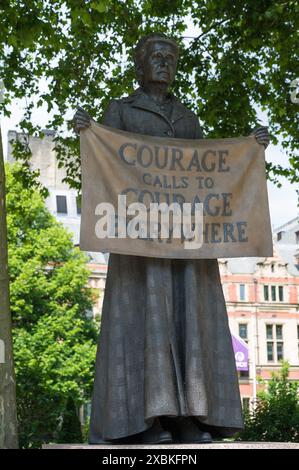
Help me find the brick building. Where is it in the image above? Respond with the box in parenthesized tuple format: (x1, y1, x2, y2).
(221, 218, 299, 407)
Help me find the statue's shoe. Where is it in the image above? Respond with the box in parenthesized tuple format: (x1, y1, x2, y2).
(139, 419, 173, 445)
(89, 420, 172, 445)
(89, 436, 112, 445)
(168, 417, 212, 444)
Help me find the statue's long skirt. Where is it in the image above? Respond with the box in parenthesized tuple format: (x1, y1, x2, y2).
(89, 254, 244, 441)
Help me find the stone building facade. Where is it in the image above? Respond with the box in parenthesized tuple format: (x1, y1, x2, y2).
(220, 233, 299, 407)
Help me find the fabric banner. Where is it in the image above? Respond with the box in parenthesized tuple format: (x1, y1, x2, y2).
(80, 122, 272, 259)
(231, 334, 249, 371)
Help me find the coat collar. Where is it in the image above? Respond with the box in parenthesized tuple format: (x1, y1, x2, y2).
(126, 88, 186, 125)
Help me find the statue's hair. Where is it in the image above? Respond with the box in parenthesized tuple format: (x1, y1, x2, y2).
(134, 33, 179, 85)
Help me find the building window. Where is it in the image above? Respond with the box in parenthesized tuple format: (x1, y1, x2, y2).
(266, 324, 284, 363)
(239, 324, 248, 341)
(56, 195, 67, 214)
(271, 263, 275, 273)
(296, 231, 299, 244)
(264, 285, 284, 302)
(76, 195, 81, 215)
(277, 342, 284, 361)
(238, 323, 249, 378)
(267, 342, 274, 361)
(239, 284, 246, 301)
(239, 369, 249, 379)
(277, 231, 284, 241)
(278, 286, 284, 302)
(276, 325, 283, 340)
(266, 324, 273, 340)
(242, 397, 250, 411)
(264, 285, 269, 301)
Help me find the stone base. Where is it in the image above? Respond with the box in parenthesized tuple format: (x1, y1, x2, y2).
(43, 442, 299, 449)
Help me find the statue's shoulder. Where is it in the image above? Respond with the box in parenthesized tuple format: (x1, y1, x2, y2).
(110, 90, 198, 118)
(104, 90, 203, 137)
(171, 96, 199, 120)
(109, 89, 141, 106)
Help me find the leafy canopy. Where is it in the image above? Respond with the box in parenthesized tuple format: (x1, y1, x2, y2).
(6, 162, 97, 448)
(0, 1, 298, 188)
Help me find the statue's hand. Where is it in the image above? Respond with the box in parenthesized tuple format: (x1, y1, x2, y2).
(73, 106, 92, 134)
(251, 126, 270, 149)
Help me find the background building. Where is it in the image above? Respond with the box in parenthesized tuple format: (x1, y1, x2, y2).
(7, 130, 108, 319)
(220, 232, 299, 408)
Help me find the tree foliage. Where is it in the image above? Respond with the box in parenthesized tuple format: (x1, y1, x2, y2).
(6, 163, 97, 448)
(57, 396, 83, 443)
(0, 120, 18, 449)
(0, 1, 298, 188)
(237, 362, 299, 442)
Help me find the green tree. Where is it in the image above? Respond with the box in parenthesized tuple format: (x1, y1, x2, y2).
(58, 396, 83, 443)
(0, 121, 18, 449)
(0, 0, 298, 448)
(237, 362, 299, 442)
(5, 163, 97, 448)
(0, 1, 298, 188)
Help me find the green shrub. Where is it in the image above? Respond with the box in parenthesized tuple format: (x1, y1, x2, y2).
(236, 362, 299, 442)
(58, 397, 83, 443)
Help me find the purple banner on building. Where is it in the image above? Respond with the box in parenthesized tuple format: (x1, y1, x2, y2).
(231, 334, 249, 371)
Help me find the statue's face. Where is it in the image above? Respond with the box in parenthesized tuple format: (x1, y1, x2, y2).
(142, 41, 177, 87)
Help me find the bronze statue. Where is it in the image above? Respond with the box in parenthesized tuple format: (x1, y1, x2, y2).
(74, 33, 269, 445)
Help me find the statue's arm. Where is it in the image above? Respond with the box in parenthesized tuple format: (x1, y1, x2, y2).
(251, 126, 270, 148)
(73, 100, 123, 133)
(73, 106, 92, 133)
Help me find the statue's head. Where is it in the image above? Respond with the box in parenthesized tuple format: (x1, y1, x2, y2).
(134, 33, 179, 88)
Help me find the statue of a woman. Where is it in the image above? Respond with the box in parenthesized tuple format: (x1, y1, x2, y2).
(74, 33, 269, 445)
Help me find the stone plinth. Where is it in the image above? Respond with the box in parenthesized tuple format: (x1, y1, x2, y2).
(43, 442, 299, 449)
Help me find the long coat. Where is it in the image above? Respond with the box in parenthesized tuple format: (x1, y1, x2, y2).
(89, 88, 244, 442)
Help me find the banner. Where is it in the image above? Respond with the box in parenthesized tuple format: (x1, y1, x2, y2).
(231, 334, 249, 371)
(80, 122, 272, 259)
